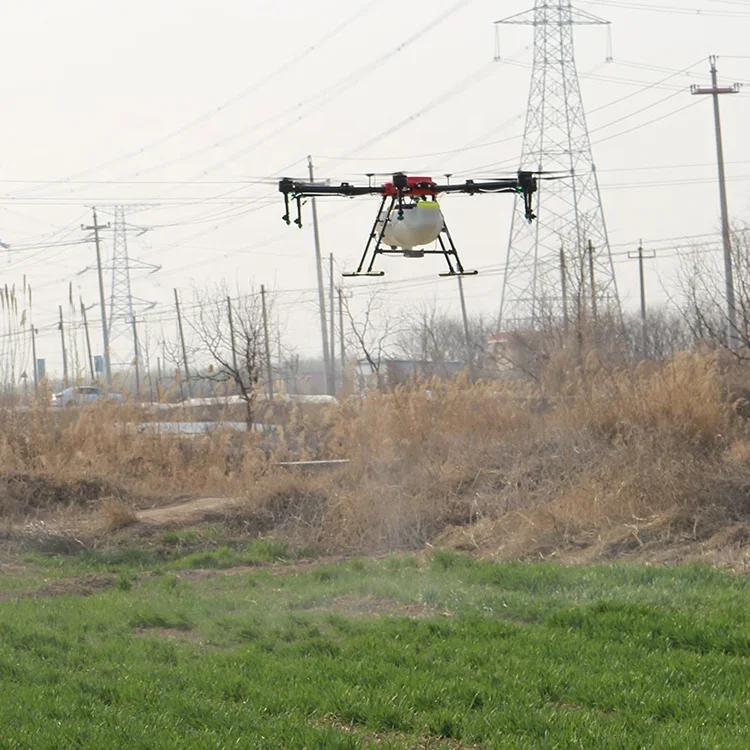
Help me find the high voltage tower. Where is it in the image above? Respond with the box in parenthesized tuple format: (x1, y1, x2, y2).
(81, 207, 160, 377)
(496, 0, 621, 331)
(107, 206, 160, 367)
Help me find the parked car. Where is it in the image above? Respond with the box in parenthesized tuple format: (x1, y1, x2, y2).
(51, 386, 124, 407)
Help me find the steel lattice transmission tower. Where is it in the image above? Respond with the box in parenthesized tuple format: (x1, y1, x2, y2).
(496, 0, 621, 330)
(107, 206, 159, 366)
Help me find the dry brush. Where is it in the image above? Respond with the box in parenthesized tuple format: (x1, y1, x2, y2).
(1, 349, 749, 565)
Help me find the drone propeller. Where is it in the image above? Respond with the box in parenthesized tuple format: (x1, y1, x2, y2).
(523, 169, 570, 176)
(473, 172, 572, 182)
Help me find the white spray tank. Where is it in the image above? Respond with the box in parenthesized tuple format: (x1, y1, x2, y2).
(380, 200, 444, 252)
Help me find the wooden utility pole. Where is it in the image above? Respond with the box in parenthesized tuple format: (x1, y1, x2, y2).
(627, 242, 656, 357)
(131, 317, 141, 399)
(80, 298, 95, 382)
(338, 286, 346, 376)
(329, 253, 336, 389)
(174, 289, 192, 399)
(227, 295, 239, 378)
(58, 305, 69, 388)
(160, 340, 167, 396)
(176, 368, 185, 402)
(308, 156, 333, 395)
(559, 244, 569, 333)
(261, 285, 274, 402)
(276, 321, 284, 394)
(692, 56, 740, 348)
(456, 275, 475, 382)
(30, 322, 38, 395)
(142, 330, 154, 404)
(587, 239, 598, 324)
(82, 208, 112, 385)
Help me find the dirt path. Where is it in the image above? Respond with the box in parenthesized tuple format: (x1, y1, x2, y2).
(137, 497, 241, 526)
(0, 573, 116, 601)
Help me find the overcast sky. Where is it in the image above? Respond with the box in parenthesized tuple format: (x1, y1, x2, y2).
(2, 0, 750, 377)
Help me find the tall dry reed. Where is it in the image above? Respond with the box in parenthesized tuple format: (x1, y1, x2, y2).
(2, 351, 749, 558)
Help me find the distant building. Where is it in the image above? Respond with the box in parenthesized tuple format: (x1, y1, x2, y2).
(354, 358, 467, 393)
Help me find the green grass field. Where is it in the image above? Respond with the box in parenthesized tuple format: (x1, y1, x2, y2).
(1, 548, 749, 748)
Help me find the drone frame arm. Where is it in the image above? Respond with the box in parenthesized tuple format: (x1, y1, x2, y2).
(429, 172, 537, 221)
(279, 178, 384, 199)
(430, 178, 520, 195)
(280, 177, 387, 227)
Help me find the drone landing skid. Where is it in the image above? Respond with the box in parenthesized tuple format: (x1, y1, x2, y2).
(343, 198, 475, 277)
(439, 269, 478, 278)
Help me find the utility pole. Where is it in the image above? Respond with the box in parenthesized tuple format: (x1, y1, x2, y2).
(227, 296, 239, 380)
(559, 243, 569, 334)
(308, 156, 333, 396)
(176, 368, 184, 402)
(637, 242, 647, 348)
(58, 305, 69, 388)
(28, 283, 38, 395)
(457, 275, 475, 382)
(627, 242, 656, 357)
(260, 285, 274, 402)
(30, 322, 38, 395)
(173, 289, 192, 400)
(587, 239, 598, 325)
(329, 253, 336, 391)
(338, 286, 346, 377)
(276, 322, 284, 395)
(131, 317, 141, 399)
(82, 208, 112, 386)
(161, 340, 167, 396)
(80, 298, 95, 382)
(141, 328, 154, 404)
(691, 56, 740, 348)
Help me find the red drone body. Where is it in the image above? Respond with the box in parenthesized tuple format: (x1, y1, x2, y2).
(381, 176, 437, 198)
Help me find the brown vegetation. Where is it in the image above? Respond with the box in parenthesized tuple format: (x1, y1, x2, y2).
(2, 348, 750, 567)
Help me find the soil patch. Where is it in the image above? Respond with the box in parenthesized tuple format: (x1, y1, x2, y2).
(0, 573, 116, 601)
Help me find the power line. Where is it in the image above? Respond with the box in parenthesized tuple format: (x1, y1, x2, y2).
(580, 0, 750, 16)
(593, 98, 707, 145)
(313, 57, 702, 170)
(89, 0, 475, 192)
(0, 3, 378, 202)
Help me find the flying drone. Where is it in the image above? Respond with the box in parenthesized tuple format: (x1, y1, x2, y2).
(278, 170, 546, 277)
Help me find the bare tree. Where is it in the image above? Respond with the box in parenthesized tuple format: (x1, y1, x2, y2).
(619, 308, 694, 362)
(187, 283, 275, 428)
(394, 302, 494, 378)
(342, 289, 399, 391)
(677, 226, 750, 358)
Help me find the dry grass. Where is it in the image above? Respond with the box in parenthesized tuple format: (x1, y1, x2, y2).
(98, 498, 138, 531)
(2, 350, 750, 563)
